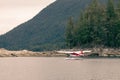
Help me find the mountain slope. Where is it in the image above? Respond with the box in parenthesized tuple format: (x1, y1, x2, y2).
(0, 0, 118, 51)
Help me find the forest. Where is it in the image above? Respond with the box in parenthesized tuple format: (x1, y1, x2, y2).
(66, 0, 120, 49)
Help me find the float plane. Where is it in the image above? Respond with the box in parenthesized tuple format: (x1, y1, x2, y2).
(57, 50, 91, 60)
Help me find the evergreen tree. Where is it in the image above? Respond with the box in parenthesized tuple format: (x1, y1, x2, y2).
(104, 0, 117, 47)
(106, 0, 116, 20)
(77, 0, 104, 46)
(66, 0, 120, 48)
(65, 17, 75, 48)
(117, 0, 120, 17)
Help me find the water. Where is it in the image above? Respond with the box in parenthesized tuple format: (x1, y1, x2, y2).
(0, 57, 120, 80)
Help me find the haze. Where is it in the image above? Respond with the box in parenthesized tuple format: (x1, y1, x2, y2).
(0, 0, 56, 35)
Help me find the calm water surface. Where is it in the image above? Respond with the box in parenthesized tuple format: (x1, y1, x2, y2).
(0, 57, 120, 80)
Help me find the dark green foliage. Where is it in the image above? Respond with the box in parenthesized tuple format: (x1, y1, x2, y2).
(65, 17, 75, 48)
(0, 0, 119, 51)
(106, 0, 116, 19)
(66, 0, 120, 48)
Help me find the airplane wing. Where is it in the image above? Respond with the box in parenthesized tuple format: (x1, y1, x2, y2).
(56, 51, 73, 54)
(57, 50, 91, 54)
(83, 50, 91, 53)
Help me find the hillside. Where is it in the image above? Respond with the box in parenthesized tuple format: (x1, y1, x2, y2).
(0, 0, 118, 51)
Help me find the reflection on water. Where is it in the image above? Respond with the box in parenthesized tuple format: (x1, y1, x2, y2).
(0, 57, 120, 80)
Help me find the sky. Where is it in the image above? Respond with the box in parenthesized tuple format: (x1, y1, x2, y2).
(0, 0, 56, 35)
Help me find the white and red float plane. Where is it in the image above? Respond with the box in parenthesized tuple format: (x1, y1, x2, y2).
(57, 50, 91, 57)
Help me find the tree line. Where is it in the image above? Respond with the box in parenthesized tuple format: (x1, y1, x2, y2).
(66, 0, 120, 48)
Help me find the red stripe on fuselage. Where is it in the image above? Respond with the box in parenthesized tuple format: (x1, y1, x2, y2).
(71, 51, 84, 56)
(71, 53, 80, 56)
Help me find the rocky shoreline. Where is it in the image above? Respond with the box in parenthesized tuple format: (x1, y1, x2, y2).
(0, 48, 120, 57)
(0, 48, 66, 57)
(89, 48, 120, 57)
